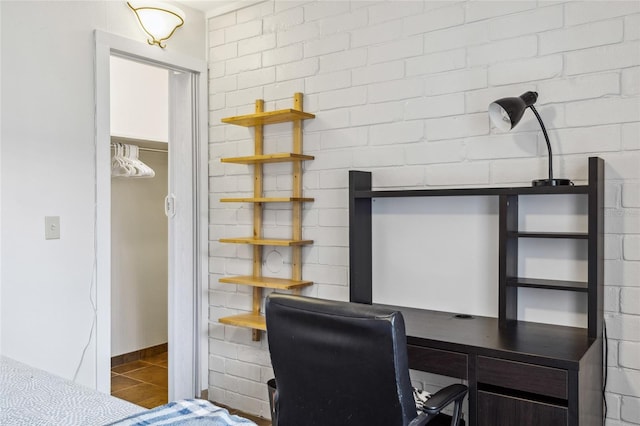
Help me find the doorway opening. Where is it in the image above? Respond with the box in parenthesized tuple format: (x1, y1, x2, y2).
(109, 55, 170, 407)
(95, 31, 208, 401)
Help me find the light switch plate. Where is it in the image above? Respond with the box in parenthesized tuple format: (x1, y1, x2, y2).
(45, 216, 60, 240)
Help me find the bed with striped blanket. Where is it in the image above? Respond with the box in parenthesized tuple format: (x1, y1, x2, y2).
(0, 356, 256, 426)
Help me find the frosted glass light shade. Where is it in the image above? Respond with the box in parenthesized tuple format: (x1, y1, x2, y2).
(127, 1, 185, 48)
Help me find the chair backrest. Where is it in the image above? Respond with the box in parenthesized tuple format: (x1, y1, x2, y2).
(266, 293, 418, 426)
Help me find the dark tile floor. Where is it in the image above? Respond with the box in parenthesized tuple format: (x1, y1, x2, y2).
(111, 351, 271, 425)
(111, 352, 169, 409)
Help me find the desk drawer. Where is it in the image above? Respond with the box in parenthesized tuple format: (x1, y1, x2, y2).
(477, 390, 567, 426)
(477, 356, 567, 400)
(408, 345, 467, 379)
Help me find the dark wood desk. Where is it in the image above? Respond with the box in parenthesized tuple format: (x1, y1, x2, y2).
(381, 305, 602, 426)
(349, 159, 605, 425)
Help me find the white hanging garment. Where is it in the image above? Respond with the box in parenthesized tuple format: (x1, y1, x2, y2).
(111, 143, 155, 178)
(111, 143, 133, 177)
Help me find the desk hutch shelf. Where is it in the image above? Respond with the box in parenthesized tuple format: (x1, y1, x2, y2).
(349, 156, 604, 426)
(218, 93, 315, 340)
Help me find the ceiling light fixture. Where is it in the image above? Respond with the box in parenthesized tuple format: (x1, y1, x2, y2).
(127, 1, 185, 49)
(489, 91, 572, 187)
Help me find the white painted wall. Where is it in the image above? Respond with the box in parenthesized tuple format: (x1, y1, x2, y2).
(372, 196, 500, 318)
(0, 0, 205, 389)
(0, 3, 3, 353)
(110, 56, 169, 143)
(111, 148, 168, 357)
(207, 1, 640, 422)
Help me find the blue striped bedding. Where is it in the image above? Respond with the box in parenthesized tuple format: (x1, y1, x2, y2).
(106, 399, 258, 426)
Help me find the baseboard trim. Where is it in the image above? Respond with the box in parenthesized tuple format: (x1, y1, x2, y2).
(111, 343, 168, 367)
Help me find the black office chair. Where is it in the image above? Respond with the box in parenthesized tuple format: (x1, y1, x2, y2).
(265, 293, 467, 426)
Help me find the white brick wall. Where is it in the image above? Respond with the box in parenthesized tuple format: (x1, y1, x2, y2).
(207, 1, 640, 422)
(539, 20, 624, 55)
(488, 5, 563, 39)
(565, 42, 640, 75)
(625, 236, 640, 261)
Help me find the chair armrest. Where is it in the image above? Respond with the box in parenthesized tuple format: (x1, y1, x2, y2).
(422, 384, 468, 414)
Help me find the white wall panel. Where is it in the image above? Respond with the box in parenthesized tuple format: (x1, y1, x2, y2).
(0, 0, 205, 388)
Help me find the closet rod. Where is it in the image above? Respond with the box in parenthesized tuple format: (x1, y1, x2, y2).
(111, 143, 168, 153)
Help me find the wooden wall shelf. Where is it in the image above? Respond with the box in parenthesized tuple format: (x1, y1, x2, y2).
(220, 197, 314, 203)
(219, 275, 313, 290)
(218, 93, 314, 340)
(221, 153, 314, 164)
(221, 109, 315, 127)
(219, 313, 266, 331)
(219, 237, 313, 246)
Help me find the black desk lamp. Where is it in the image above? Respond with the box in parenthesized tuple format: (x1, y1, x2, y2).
(489, 91, 572, 186)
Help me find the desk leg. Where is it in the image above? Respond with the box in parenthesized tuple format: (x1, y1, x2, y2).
(349, 171, 372, 304)
(468, 354, 478, 426)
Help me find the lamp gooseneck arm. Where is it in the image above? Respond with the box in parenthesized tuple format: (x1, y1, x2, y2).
(528, 105, 553, 181)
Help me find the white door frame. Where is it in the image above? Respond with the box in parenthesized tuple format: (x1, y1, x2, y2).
(94, 30, 208, 398)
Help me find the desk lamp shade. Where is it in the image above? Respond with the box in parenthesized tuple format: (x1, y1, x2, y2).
(489, 91, 572, 187)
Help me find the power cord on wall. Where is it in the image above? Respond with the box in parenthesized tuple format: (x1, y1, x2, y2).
(72, 256, 98, 383)
(73, 106, 100, 384)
